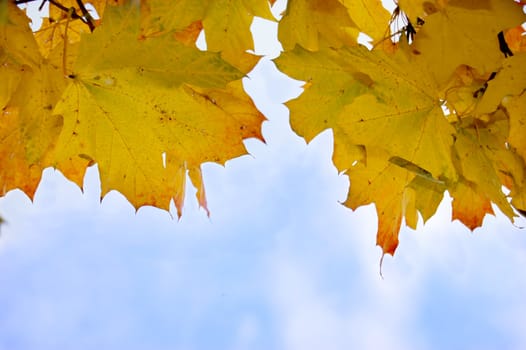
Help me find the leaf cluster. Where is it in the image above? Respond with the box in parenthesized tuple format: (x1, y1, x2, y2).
(276, 0, 526, 255)
(1, 0, 526, 255)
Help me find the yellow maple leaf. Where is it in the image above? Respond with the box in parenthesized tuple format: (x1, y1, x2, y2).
(51, 4, 265, 215)
(35, 17, 88, 58)
(505, 115, 526, 213)
(504, 92, 526, 165)
(278, 0, 392, 51)
(441, 65, 488, 118)
(448, 105, 521, 227)
(173, 20, 203, 47)
(398, 0, 447, 21)
(410, 0, 526, 86)
(0, 107, 46, 197)
(0, 3, 68, 198)
(451, 116, 515, 226)
(278, 0, 358, 51)
(35, 0, 126, 57)
(341, 0, 392, 44)
(140, 0, 274, 72)
(49, 0, 123, 23)
(450, 179, 494, 230)
(0, 5, 28, 108)
(275, 43, 459, 254)
(405, 174, 446, 225)
(476, 53, 526, 115)
(0, 1, 7, 25)
(344, 147, 446, 255)
(276, 44, 456, 178)
(140, 0, 206, 37)
(344, 148, 412, 255)
(203, 0, 275, 71)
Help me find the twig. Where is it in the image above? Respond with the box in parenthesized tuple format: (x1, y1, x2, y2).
(13, 0, 95, 32)
(75, 0, 95, 32)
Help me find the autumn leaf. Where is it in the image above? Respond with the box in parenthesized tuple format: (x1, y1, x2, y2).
(406, 175, 446, 225)
(476, 53, 526, 115)
(504, 25, 526, 54)
(441, 65, 488, 118)
(277, 0, 358, 51)
(35, 18, 85, 58)
(0, 4, 26, 109)
(344, 149, 442, 254)
(51, 3, 264, 215)
(409, 0, 526, 85)
(344, 148, 420, 255)
(140, 0, 275, 71)
(343, 0, 392, 44)
(48, 0, 123, 23)
(451, 115, 515, 226)
(0, 1, 7, 24)
(504, 91, 526, 163)
(505, 105, 526, 211)
(140, 0, 206, 37)
(275, 0, 526, 255)
(450, 179, 494, 230)
(203, 0, 275, 54)
(398, 0, 445, 21)
(275, 43, 458, 177)
(0, 3, 67, 198)
(275, 42, 461, 254)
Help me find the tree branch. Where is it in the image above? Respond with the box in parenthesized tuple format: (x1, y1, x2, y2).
(13, 0, 95, 32)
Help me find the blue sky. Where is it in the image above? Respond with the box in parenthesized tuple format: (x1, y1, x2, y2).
(1, 1, 526, 349)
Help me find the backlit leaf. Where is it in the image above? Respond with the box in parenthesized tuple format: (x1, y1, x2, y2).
(410, 0, 526, 85)
(141, 0, 274, 71)
(342, 0, 392, 44)
(476, 53, 526, 115)
(275, 42, 461, 254)
(0, 3, 67, 197)
(278, 0, 358, 51)
(52, 4, 264, 215)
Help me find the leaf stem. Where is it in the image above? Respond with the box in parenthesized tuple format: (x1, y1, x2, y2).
(62, 6, 74, 77)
